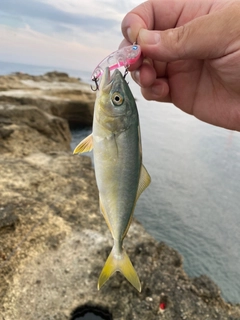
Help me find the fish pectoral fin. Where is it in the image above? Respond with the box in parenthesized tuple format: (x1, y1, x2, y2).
(73, 134, 93, 154)
(136, 164, 151, 201)
(98, 246, 141, 292)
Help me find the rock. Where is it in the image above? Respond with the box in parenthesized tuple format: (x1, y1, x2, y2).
(0, 72, 96, 126)
(0, 205, 19, 233)
(0, 72, 240, 320)
(0, 103, 71, 156)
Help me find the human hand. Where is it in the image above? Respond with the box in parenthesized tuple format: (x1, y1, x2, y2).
(121, 0, 240, 131)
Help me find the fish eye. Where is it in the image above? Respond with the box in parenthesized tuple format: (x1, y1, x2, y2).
(112, 92, 124, 106)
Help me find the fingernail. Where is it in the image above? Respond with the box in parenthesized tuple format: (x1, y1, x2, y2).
(127, 27, 136, 43)
(139, 29, 160, 45)
(127, 27, 132, 42)
(132, 70, 141, 86)
(143, 57, 153, 66)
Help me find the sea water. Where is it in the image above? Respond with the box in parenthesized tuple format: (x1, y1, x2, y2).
(1, 60, 239, 303)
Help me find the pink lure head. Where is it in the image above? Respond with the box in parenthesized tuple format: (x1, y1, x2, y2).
(91, 44, 141, 81)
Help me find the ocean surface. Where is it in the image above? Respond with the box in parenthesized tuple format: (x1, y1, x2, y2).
(1, 60, 240, 304)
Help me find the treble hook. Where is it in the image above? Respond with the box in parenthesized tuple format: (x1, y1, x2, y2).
(123, 65, 129, 79)
(91, 76, 99, 91)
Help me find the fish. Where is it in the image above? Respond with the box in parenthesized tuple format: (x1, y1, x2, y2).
(73, 67, 151, 292)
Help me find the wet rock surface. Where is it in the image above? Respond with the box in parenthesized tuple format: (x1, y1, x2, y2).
(0, 72, 240, 320)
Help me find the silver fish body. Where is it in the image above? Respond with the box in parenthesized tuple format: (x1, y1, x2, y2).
(74, 67, 151, 291)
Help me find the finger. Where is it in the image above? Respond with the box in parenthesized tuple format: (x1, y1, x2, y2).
(128, 56, 144, 72)
(131, 58, 167, 87)
(137, 3, 240, 61)
(121, 0, 187, 43)
(153, 60, 167, 79)
(121, 2, 150, 44)
(131, 59, 156, 87)
(141, 78, 171, 102)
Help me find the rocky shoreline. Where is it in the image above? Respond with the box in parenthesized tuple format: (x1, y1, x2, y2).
(0, 71, 239, 320)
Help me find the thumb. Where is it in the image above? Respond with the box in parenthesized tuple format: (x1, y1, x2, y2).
(137, 7, 238, 61)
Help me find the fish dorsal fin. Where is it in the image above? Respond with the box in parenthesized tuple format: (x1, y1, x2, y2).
(136, 164, 151, 201)
(73, 134, 93, 154)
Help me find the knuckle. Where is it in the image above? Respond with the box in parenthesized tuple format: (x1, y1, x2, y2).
(166, 25, 189, 58)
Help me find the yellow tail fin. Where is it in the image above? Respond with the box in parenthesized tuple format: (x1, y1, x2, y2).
(98, 247, 141, 292)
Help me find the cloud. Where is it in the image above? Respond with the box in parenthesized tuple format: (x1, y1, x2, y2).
(0, 0, 119, 33)
(0, 24, 111, 71)
(0, 0, 141, 70)
(39, 0, 127, 18)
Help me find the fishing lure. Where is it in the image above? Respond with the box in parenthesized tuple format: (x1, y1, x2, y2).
(91, 44, 141, 83)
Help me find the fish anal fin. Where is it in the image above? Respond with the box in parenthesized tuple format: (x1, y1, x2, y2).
(136, 164, 151, 201)
(73, 134, 93, 154)
(100, 197, 114, 237)
(122, 165, 151, 240)
(121, 211, 134, 240)
(98, 247, 141, 292)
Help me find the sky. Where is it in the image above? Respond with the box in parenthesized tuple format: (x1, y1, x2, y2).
(0, 0, 142, 72)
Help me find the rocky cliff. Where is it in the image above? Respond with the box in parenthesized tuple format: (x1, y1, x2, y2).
(0, 71, 95, 127)
(0, 72, 239, 320)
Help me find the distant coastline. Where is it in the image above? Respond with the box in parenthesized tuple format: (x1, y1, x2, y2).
(0, 60, 91, 83)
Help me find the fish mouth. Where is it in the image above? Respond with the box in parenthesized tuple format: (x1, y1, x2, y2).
(99, 68, 123, 94)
